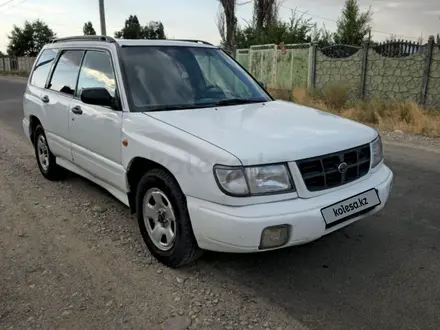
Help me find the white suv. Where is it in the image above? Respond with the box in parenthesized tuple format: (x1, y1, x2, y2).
(22, 36, 393, 268)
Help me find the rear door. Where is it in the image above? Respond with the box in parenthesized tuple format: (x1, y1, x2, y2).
(24, 48, 59, 140)
(41, 49, 84, 161)
(68, 49, 125, 192)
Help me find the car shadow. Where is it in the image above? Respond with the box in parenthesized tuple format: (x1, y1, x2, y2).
(187, 159, 440, 329)
(61, 159, 440, 330)
(194, 218, 392, 329)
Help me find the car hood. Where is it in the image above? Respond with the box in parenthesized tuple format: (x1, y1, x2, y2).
(145, 100, 377, 165)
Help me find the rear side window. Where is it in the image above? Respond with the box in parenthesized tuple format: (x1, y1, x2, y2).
(48, 50, 84, 96)
(30, 49, 59, 88)
(76, 51, 116, 98)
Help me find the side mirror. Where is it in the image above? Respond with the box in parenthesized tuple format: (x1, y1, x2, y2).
(80, 87, 113, 107)
(258, 81, 267, 89)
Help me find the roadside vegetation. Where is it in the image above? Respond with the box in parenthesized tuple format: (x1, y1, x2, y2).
(269, 86, 440, 138)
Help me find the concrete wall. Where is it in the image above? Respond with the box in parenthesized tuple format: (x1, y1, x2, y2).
(426, 47, 440, 108)
(365, 48, 425, 103)
(274, 47, 309, 89)
(236, 49, 250, 71)
(315, 48, 362, 97)
(249, 45, 276, 85)
(236, 42, 440, 108)
(237, 44, 310, 90)
(0, 57, 36, 72)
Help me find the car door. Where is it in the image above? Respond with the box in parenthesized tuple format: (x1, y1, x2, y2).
(24, 48, 59, 140)
(42, 49, 84, 161)
(68, 49, 125, 192)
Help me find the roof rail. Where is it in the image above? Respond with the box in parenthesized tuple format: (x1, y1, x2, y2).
(51, 35, 116, 44)
(171, 39, 214, 46)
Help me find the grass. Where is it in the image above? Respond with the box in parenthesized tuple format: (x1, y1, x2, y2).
(269, 85, 440, 138)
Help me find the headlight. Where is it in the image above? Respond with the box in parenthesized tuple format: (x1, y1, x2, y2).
(371, 135, 384, 168)
(214, 167, 249, 196)
(214, 164, 295, 196)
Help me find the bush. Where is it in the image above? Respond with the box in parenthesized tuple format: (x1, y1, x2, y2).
(318, 84, 350, 109)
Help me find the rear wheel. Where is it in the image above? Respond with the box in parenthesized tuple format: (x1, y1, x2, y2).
(136, 168, 202, 268)
(33, 125, 65, 180)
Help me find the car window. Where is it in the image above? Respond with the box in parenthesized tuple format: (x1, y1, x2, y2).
(48, 50, 84, 96)
(120, 46, 270, 112)
(30, 49, 59, 88)
(122, 47, 195, 108)
(194, 54, 251, 97)
(76, 50, 116, 98)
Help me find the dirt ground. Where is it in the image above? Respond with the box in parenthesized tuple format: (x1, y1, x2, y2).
(0, 120, 304, 330)
(2, 77, 440, 330)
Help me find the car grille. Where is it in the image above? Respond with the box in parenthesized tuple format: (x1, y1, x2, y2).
(296, 144, 371, 192)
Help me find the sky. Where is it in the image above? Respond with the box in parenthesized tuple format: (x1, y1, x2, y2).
(0, 0, 439, 53)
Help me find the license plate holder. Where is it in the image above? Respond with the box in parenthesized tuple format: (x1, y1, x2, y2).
(321, 189, 381, 227)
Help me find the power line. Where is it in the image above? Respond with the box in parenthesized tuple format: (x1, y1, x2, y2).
(237, 0, 253, 5)
(0, 0, 16, 9)
(0, 0, 29, 12)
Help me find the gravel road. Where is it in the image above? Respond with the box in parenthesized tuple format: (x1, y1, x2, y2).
(1, 76, 440, 330)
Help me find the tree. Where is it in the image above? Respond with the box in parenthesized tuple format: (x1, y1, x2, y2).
(314, 24, 334, 47)
(436, 33, 440, 44)
(7, 20, 56, 57)
(83, 21, 96, 36)
(333, 0, 372, 46)
(143, 21, 166, 39)
(253, 0, 279, 32)
(216, 5, 226, 45)
(235, 11, 317, 48)
(216, 0, 237, 51)
(114, 15, 166, 39)
(220, 3, 331, 49)
(115, 15, 143, 39)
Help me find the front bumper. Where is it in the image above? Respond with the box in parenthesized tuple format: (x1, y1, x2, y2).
(188, 164, 393, 253)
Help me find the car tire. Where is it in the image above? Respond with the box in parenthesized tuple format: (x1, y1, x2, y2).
(136, 168, 203, 268)
(33, 125, 65, 181)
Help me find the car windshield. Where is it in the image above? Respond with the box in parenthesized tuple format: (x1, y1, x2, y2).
(119, 45, 272, 112)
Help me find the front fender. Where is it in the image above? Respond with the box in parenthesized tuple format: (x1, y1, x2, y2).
(122, 113, 240, 204)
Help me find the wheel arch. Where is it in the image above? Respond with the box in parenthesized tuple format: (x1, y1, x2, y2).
(126, 156, 185, 214)
(29, 115, 42, 145)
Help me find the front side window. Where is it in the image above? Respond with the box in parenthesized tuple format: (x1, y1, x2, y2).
(30, 49, 59, 88)
(120, 46, 271, 112)
(76, 50, 116, 98)
(48, 50, 84, 96)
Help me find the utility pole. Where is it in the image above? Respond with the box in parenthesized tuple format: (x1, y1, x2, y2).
(99, 0, 107, 36)
(418, 32, 423, 45)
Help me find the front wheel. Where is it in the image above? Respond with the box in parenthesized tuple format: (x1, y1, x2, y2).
(136, 168, 202, 268)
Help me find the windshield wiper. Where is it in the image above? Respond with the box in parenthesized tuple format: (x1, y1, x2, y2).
(215, 98, 266, 106)
(144, 98, 267, 112)
(147, 104, 209, 112)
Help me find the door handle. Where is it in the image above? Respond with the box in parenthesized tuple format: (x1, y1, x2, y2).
(71, 106, 83, 115)
(41, 95, 49, 103)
